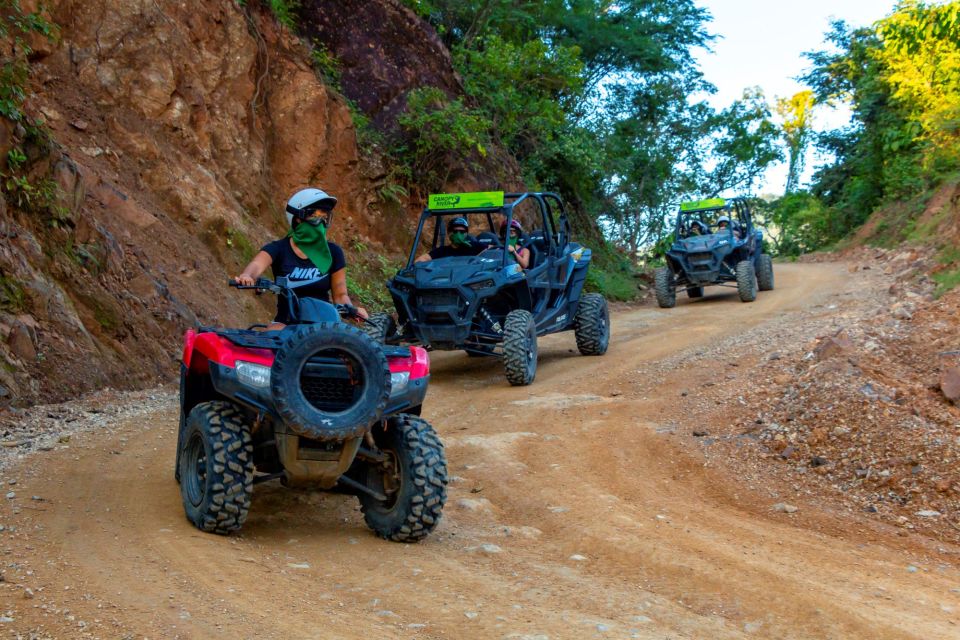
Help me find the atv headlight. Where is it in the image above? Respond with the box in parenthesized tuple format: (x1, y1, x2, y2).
(390, 371, 410, 393)
(235, 361, 271, 388)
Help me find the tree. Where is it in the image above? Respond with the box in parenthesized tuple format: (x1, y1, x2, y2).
(776, 90, 815, 195)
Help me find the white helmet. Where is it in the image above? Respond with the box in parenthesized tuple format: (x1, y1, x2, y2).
(285, 188, 338, 227)
(716, 215, 731, 225)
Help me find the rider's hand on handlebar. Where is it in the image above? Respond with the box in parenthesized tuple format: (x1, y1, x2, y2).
(355, 306, 369, 320)
(234, 274, 256, 286)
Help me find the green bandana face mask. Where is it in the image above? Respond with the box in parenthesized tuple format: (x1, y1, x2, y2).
(290, 221, 333, 273)
(450, 231, 470, 247)
(507, 235, 519, 248)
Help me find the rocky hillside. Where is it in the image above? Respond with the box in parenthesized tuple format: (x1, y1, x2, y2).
(0, 0, 494, 406)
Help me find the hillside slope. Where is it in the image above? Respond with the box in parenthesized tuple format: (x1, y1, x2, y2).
(0, 0, 491, 405)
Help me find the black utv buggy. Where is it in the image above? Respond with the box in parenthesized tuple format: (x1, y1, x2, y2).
(654, 197, 774, 307)
(367, 191, 609, 386)
(176, 276, 446, 542)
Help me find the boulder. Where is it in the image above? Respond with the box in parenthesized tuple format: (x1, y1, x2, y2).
(940, 351, 960, 404)
(7, 322, 36, 362)
(814, 333, 853, 361)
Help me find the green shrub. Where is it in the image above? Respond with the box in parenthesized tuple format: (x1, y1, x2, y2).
(395, 87, 491, 193)
(0, 275, 27, 312)
(266, 0, 299, 29)
(310, 42, 341, 89)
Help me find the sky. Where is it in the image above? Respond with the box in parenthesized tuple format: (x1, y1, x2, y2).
(692, 0, 898, 197)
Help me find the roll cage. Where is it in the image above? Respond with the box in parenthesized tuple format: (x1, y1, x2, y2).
(406, 192, 572, 268)
(674, 197, 753, 238)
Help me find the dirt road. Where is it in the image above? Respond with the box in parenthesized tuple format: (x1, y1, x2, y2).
(2, 263, 958, 639)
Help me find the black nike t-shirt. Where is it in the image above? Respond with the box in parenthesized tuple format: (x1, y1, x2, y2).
(262, 238, 346, 324)
(429, 239, 484, 259)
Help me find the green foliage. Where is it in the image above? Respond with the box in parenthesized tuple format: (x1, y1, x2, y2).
(266, 0, 299, 29)
(583, 244, 639, 301)
(395, 87, 491, 193)
(0, 2, 57, 121)
(798, 2, 960, 249)
(345, 239, 404, 311)
(310, 41, 341, 89)
(0, 275, 27, 313)
(226, 227, 256, 264)
(932, 264, 960, 296)
(455, 36, 584, 157)
(1, 3, 66, 226)
(760, 192, 833, 257)
(776, 90, 815, 194)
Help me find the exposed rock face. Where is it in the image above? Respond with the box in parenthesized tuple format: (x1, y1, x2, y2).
(0, 0, 403, 404)
(297, 0, 463, 130)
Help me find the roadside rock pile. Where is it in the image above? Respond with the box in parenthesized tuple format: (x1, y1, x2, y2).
(736, 248, 960, 540)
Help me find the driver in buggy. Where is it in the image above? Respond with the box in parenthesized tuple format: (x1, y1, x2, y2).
(416, 216, 485, 262)
(685, 219, 708, 237)
(234, 187, 368, 329)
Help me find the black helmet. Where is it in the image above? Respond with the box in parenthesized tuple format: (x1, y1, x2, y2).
(449, 216, 469, 230)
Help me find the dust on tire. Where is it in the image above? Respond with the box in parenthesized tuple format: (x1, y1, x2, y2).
(358, 414, 448, 542)
(654, 266, 677, 308)
(178, 400, 254, 535)
(574, 292, 609, 356)
(503, 309, 537, 386)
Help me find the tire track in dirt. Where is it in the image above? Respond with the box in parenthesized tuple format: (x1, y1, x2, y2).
(1, 263, 958, 639)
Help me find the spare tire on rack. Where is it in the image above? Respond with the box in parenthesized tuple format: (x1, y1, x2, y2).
(270, 323, 391, 442)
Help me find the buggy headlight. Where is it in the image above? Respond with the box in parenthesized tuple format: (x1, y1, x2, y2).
(235, 361, 271, 388)
(390, 371, 410, 393)
(468, 279, 495, 290)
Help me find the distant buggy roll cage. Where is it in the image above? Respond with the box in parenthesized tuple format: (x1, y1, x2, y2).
(406, 192, 572, 268)
(675, 196, 753, 237)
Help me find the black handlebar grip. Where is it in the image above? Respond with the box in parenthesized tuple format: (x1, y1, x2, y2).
(228, 279, 240, 287)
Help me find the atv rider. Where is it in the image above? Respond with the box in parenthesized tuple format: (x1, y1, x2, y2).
(234, 187, 368, 328)
(499, 218, 530, 269)
(416, 216, 484, 262)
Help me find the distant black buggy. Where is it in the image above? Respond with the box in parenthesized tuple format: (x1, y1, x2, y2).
(368, 191, 609, 386)
(654, 197, 774, 307)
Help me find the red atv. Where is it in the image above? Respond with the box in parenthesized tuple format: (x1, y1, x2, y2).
(175, 277, 447, 542)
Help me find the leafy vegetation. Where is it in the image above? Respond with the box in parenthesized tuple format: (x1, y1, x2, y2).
(0, 2, 68, 226)
(346, 239, 404, 311)
(769, 2, 960, 262)
(265, 0, 300, 30)
(262, 1, 959, 295)
(392, 0, 786, 295)
(395, 87, 491, 193)
(0, 274, 27, 313)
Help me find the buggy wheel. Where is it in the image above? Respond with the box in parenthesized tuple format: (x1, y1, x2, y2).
(686, 287, 704, 299)
(178, 401, 254, 535)
(503, 309, 538, 386)
(574, 292, 609, 356)
(736, 260, 758, 302)
(654, 267, 676, 308)
(362, 312, 396, 343)
(358, 414, 447, 542)
(756, 254, 775, 291)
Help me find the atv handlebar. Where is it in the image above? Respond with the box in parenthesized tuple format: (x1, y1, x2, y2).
(228, 278, 276, 291)
(228, 278, 367, 322)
